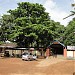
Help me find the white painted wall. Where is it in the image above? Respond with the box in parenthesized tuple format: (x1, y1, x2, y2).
(67, 51, 73, 58)
(74, 51, 75, 57)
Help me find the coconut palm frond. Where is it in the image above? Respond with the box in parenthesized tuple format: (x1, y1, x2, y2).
(63, 11, 75, 20)
(63, 14, 74, 20)
(72, 4, 75, 7)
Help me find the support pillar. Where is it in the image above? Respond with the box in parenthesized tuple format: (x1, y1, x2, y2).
(46, 48, 50, 58)
(64, 47, 67, 57)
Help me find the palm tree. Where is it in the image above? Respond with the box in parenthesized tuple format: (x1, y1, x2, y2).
(63, 3, 75, 19)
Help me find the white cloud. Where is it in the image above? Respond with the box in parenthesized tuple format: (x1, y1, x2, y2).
(43, 0, 73, 26)
(44, 0, 56, 9)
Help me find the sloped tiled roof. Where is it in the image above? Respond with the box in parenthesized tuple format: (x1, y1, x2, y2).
(52, 40, 65, 47)
(0, 43, 17, 48)
(48, 40, 65, 48)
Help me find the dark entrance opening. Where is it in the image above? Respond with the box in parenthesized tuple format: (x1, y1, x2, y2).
(50, 44, 64, 55)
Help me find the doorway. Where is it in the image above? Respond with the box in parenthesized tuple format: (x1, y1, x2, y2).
(50, 44, 64, 55)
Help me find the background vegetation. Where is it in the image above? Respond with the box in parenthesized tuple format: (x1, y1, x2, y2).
(0, 2, 74, 47)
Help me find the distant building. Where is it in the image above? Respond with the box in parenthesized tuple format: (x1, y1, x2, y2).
(46, 40, 67, 58)
(67, 46, 75, 58)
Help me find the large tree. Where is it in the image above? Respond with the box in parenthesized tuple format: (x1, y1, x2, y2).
(63, 3, 75, 45)
(8, 2, 54, 47)
(63, 18, 75, 46)
(1, 2, 65, 47)
(0, 15, 15, 42)
(53, 22, 65, 43)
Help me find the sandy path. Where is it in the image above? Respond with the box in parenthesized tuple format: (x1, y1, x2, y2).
(0, 58, 74, 75)
(36, 58, 65, 67)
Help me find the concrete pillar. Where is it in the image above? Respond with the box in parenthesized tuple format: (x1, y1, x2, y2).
(46, 48, 50, 58)
(64, 47, 67, 57)
(73, 51, 74, 58)
(73, 51, 75, 58)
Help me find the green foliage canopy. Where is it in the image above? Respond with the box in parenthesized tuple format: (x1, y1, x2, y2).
(0, 2, 65, 47)
(63, 18, 75, 46)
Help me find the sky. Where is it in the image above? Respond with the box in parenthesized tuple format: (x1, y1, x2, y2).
(0, 0, 74, 26)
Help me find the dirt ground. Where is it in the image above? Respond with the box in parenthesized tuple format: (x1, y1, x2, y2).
(0, 57, 75, 75)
